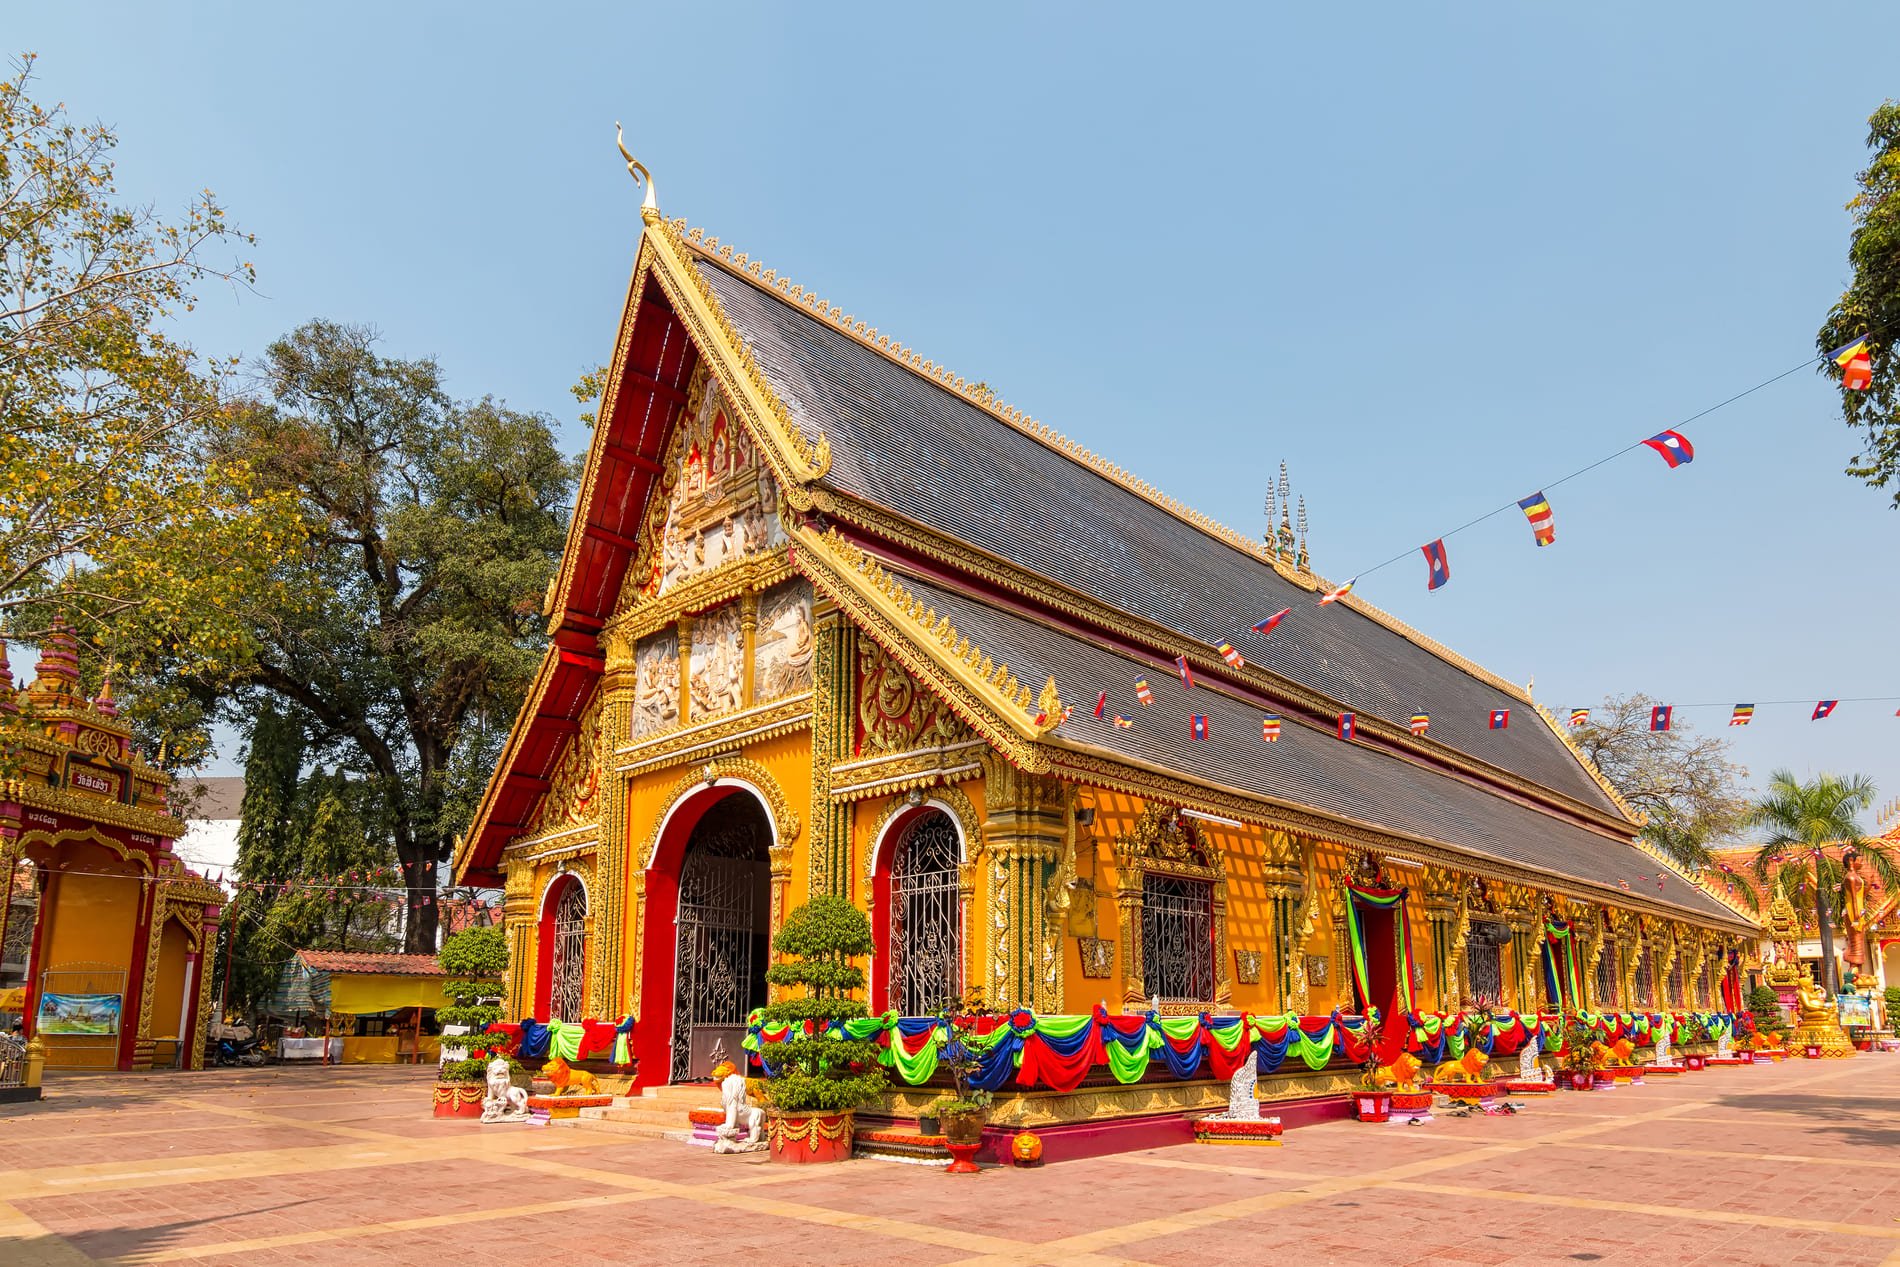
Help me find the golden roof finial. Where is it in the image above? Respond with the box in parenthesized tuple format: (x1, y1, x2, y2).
(614, 123, 659, 224)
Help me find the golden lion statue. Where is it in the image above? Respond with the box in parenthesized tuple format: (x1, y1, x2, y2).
(1431, 1046, 1490, 1084)
(541, 1056, 599, 1096)
(1375, 1052, 1422, 1091)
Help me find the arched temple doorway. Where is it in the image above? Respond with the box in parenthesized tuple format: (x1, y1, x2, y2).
(667, 794, 770, 1082)
(871, 806, 964, 1015)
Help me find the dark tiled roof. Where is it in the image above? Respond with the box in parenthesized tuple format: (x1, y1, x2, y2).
(294, 951, 446, 976)
(887, 571, 1739, 925)
(695, 260, 1618, 817)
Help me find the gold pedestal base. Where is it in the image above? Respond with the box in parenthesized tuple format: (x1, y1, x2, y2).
(1786, 1012, 1856, 1058)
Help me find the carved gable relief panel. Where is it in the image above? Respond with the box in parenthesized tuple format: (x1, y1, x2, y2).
(690, 602, 745, 720)
(524, 694, 604, 838)
(855, 639, 972, 757)
(631, 631, 681, 739)
(753, 580, 814, 702)
(633, 370, 787, 604)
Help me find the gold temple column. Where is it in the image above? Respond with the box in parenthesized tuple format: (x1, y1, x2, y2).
(1420, 866, 1462, 1011)
(1261, 836, 1305, 1015)
(765, 842, 793, 1003)
(502, 854, 536, 1018)
(808, 607, 855, 898)
(588, 628, 638, 1018)
(675, 615, 695, 727)
(739, 591, 760, 710)
(981, 758, 1063, 1011)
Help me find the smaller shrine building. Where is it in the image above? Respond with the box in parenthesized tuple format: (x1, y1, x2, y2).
(0, 625, 222, 1070)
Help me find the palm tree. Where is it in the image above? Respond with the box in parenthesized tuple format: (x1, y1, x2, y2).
(1745, 771, 1894, 995)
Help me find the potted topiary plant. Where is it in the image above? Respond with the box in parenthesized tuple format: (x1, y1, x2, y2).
(1560, 1014, 1602, 1092)
(758, 896, 887, 1163)
(934, 991, 999, 1172)
(432, 926, 512, 1118)
(1681, 1017, 1709, 1070)
(1350, 1013, 1393, 1122)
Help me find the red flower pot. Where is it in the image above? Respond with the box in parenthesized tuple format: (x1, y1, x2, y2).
(1740, 1051, 1755, 1064)
(1592, 1071, 1615, 1087)
(1804, 1044, 1823, 1060)
(768, 1112, 856, 1164)
(1566, 1071, 1594, 1091)
(431, 1083, 484, 1118)
(1352, 1091, 1392, 1123)
(1685, 1054, 1705, 1071)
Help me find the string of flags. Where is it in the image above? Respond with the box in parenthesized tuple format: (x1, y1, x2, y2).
(1020, 328, 1888, 748)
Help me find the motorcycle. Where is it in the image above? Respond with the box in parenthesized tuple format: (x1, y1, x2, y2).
(210, 1021, 267, 1067)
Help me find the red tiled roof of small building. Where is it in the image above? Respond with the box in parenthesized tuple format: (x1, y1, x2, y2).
(293, 950, 446, 976)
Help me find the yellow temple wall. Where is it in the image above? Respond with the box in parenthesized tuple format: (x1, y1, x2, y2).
(148, 917, 192, 1041)
(34, 843, 143, 1069)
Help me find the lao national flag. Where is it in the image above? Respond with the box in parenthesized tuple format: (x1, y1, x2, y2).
(1190, 714, 1208, 740)
(1812, 699, 1839, 720)
(1094, 691, 1107, 718)
(1642, 430, 1695, 468)
(1252, 608, 1291, 635)
(1488, 709, 1510, 730)
(1649, 705, 1672, 732)
(1337, 711, 1357, 740)
(1420, 538, 1451, 591)
(1175, 655, 1195, 689)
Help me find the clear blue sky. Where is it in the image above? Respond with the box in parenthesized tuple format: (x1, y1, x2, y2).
(16, 4, 1900, 830)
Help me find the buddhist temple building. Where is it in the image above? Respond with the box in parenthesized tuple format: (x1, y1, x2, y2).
(0, 624, 223, 1070)
(454, 161, 1759, 1106)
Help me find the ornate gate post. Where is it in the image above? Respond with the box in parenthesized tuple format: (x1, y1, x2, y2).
(589, 627, 638, 1018)
(1261, 832, 1306, 1014)
(980, 757, 1064, 1010)
(808, 608, 855, 899)
(1420, 866, 1463, 1011)
(502, 855, 537, 1019)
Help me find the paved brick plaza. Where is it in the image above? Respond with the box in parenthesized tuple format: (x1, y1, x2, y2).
(2, 1056, 1898, 1266)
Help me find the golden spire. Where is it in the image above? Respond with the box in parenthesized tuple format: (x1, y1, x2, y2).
(1295, 495, 1310, 573)
(614, 123, 659, 223)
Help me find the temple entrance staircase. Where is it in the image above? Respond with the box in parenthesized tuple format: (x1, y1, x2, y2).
(564, 1083, 717, 1141)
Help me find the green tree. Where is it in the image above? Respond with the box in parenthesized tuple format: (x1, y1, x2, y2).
(1572, 693, 1751, 870)
(1818, 102, 1900, 503)
(219, 707, 403, 1012)
(0, 54, 303, 737)
(758, 896, 886, 1114)
(1744, 771, 1895, 995)
(211, 320, 575, 951)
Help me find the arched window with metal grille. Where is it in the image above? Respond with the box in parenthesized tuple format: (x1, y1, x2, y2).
(549, 880, 588, 1023)
(887, 811, 962, 1016)
(1595, 939, 1619, 1009)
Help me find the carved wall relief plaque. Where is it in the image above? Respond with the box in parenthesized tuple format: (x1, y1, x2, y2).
(752, 580, 814, 702)
(630, 631, 680, 739)
(1078, 937, 1115, 979)
(1305, 955, 1329, 988)
(1234, 948, 1262, 986)
(855, 640, 970, 756)
(689, 603, 745, 720)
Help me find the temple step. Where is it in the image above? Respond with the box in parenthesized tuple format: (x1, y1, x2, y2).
(557, 1114, 680, 1139)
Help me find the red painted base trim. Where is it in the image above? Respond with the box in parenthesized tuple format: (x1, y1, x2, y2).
(973, 1094, 1348, 1164)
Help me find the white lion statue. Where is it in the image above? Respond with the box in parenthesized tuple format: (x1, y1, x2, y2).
(481, 1057, 530, 1123)
(712, 1066, 765, 1153)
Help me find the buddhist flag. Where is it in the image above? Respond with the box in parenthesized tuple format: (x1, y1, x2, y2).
(1517, 491, 1556, 546)
(1812, 699, 1838, 721)
(1489, 708, 1510, 730)
(1337, 711, 1357, 740)
(1649, 705, 1672, 732)
(1420, 538, 1450, 591)
(1252, 608, 1292, 635)
(1409, 712, 1430, 736)
(1262, 715, 1282, 741)
(1190, 714, 1208, 740)
(1832, 334, 1873, 391)
(1318, 577, 1356, 606)
(1175, 655, 1195, 689)
(1642, 430, 1695, 468)
(1568, 707, 1589, 727)
(1728, 704, 1754, 727)
(1094, 691, 1107, 718)
(1113, 714, 1135, 728)
(1218, 642, 1244, 669)
(1135, 678, 1153, 706)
